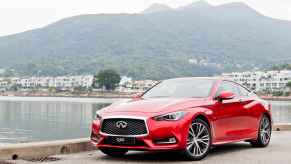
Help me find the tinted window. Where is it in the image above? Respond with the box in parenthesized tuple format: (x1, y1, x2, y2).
(216, 81, 241, 97)
(143, 78, 214, 98)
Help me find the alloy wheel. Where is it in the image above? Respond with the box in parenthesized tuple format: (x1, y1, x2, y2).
(260, 116, 271, 145)
(186, 121, 210, 157)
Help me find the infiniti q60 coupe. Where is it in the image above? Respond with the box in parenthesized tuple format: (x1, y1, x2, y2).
(91, 77, 272, 160)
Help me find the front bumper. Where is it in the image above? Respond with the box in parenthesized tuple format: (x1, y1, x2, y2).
(90, 115, 192, 151)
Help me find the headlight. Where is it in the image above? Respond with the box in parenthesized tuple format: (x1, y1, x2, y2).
(95, 111, 102, 120)
(153, 111, 186, 121)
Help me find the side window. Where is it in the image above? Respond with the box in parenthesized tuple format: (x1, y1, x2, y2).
(216, 81, 241, 97)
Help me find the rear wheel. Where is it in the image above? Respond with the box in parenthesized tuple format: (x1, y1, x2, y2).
(181, 118, 211, 161)
(99, 148, 128, 157)
(251, 115, 271, 147)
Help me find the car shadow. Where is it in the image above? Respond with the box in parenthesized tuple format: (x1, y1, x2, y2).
(209, 142, 252, 156)
(97, 142, 252, 163)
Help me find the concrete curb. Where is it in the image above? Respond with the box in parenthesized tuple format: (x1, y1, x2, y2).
(273, 123, 291, 131)
(0, 138, 96, 160)
(0, 123, 290, 160)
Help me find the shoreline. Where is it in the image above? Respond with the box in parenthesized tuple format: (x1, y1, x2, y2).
(259, 96, 291, 101)
(0, 91, 134, 99)
(0, 94, 290, 101)
(0, 96, 128, 103)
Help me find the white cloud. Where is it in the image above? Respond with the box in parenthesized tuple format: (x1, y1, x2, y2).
(0, 0, 290, 36)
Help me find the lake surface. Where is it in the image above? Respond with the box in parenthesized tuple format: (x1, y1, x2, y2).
(0, 97, 290, 144)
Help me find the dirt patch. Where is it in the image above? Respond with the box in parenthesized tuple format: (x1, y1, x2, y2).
(24, 157, 60, 163)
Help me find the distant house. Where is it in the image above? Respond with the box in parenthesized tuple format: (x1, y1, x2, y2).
(117, 79, 158, 93)
(223, 70, 291, 92)
(16, 75, 94, 89)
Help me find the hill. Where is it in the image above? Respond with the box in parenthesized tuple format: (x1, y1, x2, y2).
(0, 1, 291, 79)
(142, 3, 173, 14)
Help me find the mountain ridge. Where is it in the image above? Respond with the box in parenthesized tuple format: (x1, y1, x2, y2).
(142, 3, 173, 14)
(178, 0, 213, 9)
(0, 2, 291, 79)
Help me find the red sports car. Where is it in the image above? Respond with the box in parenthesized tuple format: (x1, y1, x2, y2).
(91, 77, 272, 160)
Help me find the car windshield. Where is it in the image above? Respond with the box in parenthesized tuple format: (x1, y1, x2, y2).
(142, 78, 215, 98)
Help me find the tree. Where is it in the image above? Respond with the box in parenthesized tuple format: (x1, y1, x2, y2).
(73, 86, 87, 93)
(287, 81, 291, 90)
(48, 87, 55, 93)
(93, 69, 121, 90)
(9, 84, 19, 92)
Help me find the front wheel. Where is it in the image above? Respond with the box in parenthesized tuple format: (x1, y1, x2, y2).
(251, 115, 272, 147)
(181, 118, 211, 161)
(99, 148, 128, 157)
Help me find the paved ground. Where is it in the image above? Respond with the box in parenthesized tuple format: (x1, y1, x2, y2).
(6, 131, 291, 164)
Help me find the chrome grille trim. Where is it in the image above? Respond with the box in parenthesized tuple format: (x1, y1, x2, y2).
(100, 116, 149, 137)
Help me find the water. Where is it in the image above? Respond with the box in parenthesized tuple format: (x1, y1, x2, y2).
(0, 97, 118, 144)
(270, 101, 291, 123)
(0, 97, 290, 144)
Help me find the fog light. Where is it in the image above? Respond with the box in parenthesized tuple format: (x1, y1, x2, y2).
(154, 137, 177, 144)
(90, 132, 100, 142)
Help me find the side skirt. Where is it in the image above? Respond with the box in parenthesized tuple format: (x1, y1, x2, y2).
(212, 137, 256, 146)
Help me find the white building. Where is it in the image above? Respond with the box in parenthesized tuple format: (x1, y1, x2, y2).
(117, 79, 158, 93)
(16, 75, 94, 89)
(130, 80, 158, 92)
(119, 76, 132, 86)
(223, 70, 291, 92)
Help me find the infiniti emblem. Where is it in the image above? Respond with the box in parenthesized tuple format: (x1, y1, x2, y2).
(116, 121, 128, 129)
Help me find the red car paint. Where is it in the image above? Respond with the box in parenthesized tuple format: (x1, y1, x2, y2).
(91, 78, 271, 151)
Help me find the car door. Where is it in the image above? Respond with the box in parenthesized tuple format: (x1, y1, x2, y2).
(236, 84, 259, 138)
(212, 81, 248, 142)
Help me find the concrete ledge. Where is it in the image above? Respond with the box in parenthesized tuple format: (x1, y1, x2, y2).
(273, 123, 291, 131)
(0, 138, 96, 160)
(0, 123, 291, 160)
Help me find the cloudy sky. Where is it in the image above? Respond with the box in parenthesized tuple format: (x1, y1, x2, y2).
(0, 0, 291, 36)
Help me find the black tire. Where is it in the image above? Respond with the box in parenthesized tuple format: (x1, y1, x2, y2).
(251, 115, 272, 147)
(99, 148, 128, 157)
(181, 118, 211, 161)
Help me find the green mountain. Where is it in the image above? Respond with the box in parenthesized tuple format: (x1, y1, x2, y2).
(0, 1, 291, 79)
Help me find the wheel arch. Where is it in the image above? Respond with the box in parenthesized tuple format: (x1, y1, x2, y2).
(190, 113, 214, 147)
(262, 112, 272, 126)
(188, 108, 213, 130)
(195, 114, 211, 127)
(193, 113, 213, 140)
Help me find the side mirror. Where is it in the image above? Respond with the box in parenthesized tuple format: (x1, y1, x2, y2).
(216, 91, 235, 102)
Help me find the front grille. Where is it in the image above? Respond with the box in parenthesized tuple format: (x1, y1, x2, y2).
(101, 118, 147, 136)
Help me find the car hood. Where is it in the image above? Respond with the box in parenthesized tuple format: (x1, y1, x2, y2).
(100, 97, 211, 117)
